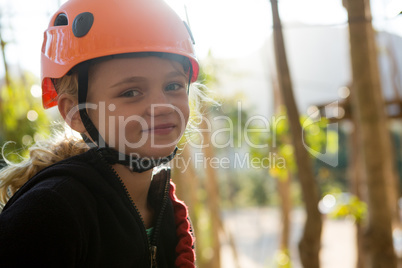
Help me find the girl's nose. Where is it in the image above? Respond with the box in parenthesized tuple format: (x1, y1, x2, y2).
(146, 92, 175, 116)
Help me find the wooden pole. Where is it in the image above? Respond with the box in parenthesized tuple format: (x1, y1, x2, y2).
(270, 1, 322, 267)
(344, 0, 397, 266)
(0, 23, 10, 138)
(201, 116, 222, 268)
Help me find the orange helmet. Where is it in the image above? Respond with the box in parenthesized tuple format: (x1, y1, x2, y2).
(41, 0, 199, 109)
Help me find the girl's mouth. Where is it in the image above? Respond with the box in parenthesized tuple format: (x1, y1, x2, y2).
(143, 124, 176, 135)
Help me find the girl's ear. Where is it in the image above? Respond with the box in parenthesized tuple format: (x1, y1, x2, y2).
(57, 94, 86, 133)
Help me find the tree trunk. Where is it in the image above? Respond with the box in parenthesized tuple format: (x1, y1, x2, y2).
(201, 117, 222, 268)
(278, 175, 292, 251)
(349, 120, 367, 268)
(344, 0, 397, 266)
(270, 1, 322, 267)
(0, 32, 10, 88)
(384, 39, 402, 227)
(0, 27, 10, 135)
(272, 60, 292, 254)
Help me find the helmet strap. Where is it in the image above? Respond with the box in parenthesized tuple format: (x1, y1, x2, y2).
(97, 147, 178, 172)
(187, 66, 193, 94)
(76, 61, 177, 173)
(77, 62, 106, 148)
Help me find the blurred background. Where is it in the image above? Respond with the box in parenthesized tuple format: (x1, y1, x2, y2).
(1, 0, 402, 267)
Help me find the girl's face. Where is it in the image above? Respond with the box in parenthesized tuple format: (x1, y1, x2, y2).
(86, 56, 190, 159)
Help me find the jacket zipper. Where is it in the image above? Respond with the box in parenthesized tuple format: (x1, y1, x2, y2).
(97, 152, 170, 268)
(149, 169, 170, 268)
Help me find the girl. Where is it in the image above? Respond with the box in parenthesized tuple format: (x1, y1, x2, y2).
(0, 0, 201, 267)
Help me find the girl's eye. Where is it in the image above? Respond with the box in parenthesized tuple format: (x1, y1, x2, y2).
(165, 83, 184, 92)
(120, 89, 140, 98)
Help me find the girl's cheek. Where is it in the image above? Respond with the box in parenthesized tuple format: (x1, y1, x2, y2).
(180, 101, 190, 119)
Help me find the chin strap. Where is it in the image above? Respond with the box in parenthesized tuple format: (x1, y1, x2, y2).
(76, 61, 178, 172)
(97, 147, 178, 173)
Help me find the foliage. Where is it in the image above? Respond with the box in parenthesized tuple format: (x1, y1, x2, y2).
(195, 97, 350, 208)
(274, 249, 292, 268)
(326, 192, 367, 223)
(247, 105, 353, 199)
(0, 72, 50, 165)
(248, 106, 340, 178)
(197, 50, 219, 88)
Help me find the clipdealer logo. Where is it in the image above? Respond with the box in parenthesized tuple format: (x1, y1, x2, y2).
(66, 100, 339, 168)
(175, 152, 286, 170)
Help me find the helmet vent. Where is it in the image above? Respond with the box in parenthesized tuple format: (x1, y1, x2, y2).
(73, 12, 94, 38)
(54, 13, 68, 26)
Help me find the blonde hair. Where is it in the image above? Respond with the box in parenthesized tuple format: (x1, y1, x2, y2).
(0, 68, 215, 205)
(0, 136, 89, 204)
(0, 73, 89, 205)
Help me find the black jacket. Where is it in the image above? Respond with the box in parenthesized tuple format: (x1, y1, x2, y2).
(0, 148, 188, 267)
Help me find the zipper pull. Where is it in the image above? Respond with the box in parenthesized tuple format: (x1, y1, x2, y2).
(150, 245, 158, 268)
